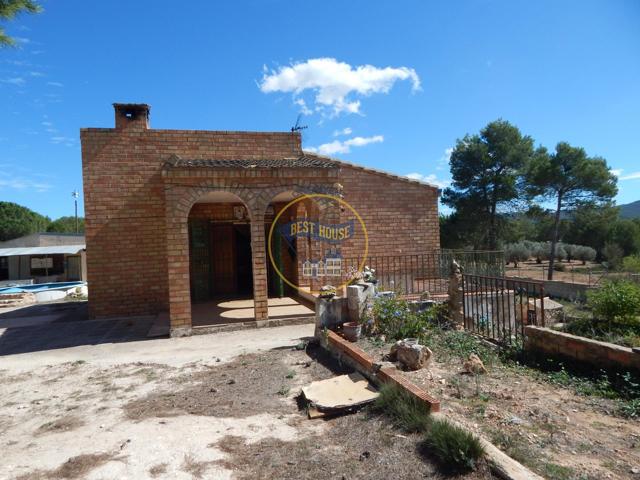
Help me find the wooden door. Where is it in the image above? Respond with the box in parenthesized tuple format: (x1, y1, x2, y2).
(211, 224, 235, 294)
(189, 220, 211, 301)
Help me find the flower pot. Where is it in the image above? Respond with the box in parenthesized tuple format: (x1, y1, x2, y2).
(342, 321, 361, 342)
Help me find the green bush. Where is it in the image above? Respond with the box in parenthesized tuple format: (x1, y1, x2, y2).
(371, 295, 436, 340)
(622, 255, 640, 273)
(505, 242, 530, 267)
(372, 384, 484, 472)
(587, 280, 640, 327)
(574, 245, 597, 265)
(603, 242, 624, 270)
(371, 383, 431, 433)
(422, 419, 485, 472)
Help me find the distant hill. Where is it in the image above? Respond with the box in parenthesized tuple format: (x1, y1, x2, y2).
(619, 200, 640, 219)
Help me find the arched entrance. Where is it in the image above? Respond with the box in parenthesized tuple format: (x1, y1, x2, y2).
(187, 191, 256, 326)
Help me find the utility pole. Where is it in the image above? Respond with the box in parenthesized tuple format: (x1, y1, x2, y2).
(72, 190, 79, 233)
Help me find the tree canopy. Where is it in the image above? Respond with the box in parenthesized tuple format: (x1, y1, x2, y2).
(0, 201, 50, 241)
(525, 142, 617, 279)
(46, 216, 85, 234)
(0, 0, 41, 46)
(442, 119, 535, 250)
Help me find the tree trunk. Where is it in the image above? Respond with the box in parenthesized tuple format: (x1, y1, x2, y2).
(548, 192, 563, 281)
(488, 204, 497, 250)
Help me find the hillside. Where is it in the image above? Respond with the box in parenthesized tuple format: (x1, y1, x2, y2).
(619, 200, 640, 219)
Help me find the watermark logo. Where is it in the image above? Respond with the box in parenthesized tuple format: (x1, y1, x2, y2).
(267, 193, 368, 293)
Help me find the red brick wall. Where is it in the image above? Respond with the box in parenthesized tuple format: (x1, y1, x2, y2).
(338, 164, 440, 259)
(81, 126, 300, 319)
(81, 115, 439, 321)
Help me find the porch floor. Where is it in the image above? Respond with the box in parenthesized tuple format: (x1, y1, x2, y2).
(192, 295, 315, 328)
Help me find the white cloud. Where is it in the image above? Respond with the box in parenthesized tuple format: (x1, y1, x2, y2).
(259, 58, 420, 116)
(306, 135, 384, 156)
(405, 173, 450, 188)
(620, 171, 640, 181)
(610, 168, 640, 181)
(47, 81, 64, 87)
(50, 135, 75, 147)
(29, 71, 44, 77)
(0, 172, 51, 192)
(2, 77, 25, 86)
(333, 127, 353, 137)
(436, 147, 453, 171)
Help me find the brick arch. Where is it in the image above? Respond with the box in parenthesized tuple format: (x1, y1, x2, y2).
(168, 182, 257, 224)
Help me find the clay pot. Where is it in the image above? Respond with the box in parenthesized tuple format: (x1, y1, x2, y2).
(342, 321, 361, 342)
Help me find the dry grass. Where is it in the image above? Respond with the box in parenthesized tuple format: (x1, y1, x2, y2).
(148, 462, 168, 477)
(214, 411, 491, 480)
(181, 453, 217, 479)
(35, 416, 84, 436)
(15, 452, 118, 480)
(123, 347, 344, 420)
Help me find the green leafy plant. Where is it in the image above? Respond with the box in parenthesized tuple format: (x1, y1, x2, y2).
(371, 295, 435, 340)
(423, 419, 485, 472)
(622, 255, 640, 273)
(371, 383, 431, 433)
(372, 384, 484, 472)
(587, 280, 640, 327)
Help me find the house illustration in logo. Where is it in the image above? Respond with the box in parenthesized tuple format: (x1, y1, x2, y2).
(302, 247, 342, 278)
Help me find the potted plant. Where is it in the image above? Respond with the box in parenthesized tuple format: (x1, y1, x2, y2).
(342, 320, 362, 342)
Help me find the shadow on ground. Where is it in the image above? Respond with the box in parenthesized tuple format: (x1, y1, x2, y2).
(0, 301, 157, 356)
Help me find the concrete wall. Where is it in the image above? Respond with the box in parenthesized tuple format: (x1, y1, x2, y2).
(0, 233, 85, 248)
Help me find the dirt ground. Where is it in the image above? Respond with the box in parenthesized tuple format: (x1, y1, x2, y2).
(505, 260, 610, 285)
(359, 338, 640, 480)
(0, 324, 491, 480)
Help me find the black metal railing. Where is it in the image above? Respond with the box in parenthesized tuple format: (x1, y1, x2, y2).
(339, 250, 505, 298)
(461, 274, 545, 345)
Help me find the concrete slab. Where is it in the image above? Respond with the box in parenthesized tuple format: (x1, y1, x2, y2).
(301, 372, 379, 411)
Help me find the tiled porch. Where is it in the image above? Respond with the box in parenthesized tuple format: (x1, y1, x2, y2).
(191, 295, 315, 328)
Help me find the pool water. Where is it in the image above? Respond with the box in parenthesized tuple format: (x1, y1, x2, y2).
(0, 281, 85, 295)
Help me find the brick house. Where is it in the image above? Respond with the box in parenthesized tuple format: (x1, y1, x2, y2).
(81, 104, 439, 335)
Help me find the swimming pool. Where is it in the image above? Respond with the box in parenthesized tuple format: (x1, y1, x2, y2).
(0, 281, 87, 303)
(0, 281, 85, 295)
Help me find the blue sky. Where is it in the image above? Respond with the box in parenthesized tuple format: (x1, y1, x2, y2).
(1, 0, 639, 219)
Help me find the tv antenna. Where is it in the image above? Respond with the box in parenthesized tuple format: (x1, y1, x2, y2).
(291, 114, 308, 133)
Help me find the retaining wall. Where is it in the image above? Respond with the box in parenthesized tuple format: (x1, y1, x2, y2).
(524, 326, 640, 372)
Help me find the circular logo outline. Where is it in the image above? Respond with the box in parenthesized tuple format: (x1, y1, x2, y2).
(267, 193, 369, 294)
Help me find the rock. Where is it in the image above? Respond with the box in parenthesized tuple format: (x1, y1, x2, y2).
(462, 353, 488, 375)
(389, 339, 432, 371)
(631, 467, 639, 475)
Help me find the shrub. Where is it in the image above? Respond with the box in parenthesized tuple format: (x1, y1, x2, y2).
(373, 384, 484, 472)
(574, 245, 597, 265)
(371, 295, 435, 340)
(422, 419, 485, 472)
(553, 262, 566, 272)
(527, 241, 546, 264)
(563, 243, 578, 262)
(603, 242, 624, 270)
(372, 383, 431, 433)
(505, 242, 530, 267)
(622, 255, 640, 273)
(587, 280, 640, 327)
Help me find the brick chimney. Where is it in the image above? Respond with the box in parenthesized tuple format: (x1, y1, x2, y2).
(113, 103, 150, 130)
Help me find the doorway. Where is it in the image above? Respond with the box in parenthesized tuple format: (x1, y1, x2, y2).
(188, 220, 253, 301)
